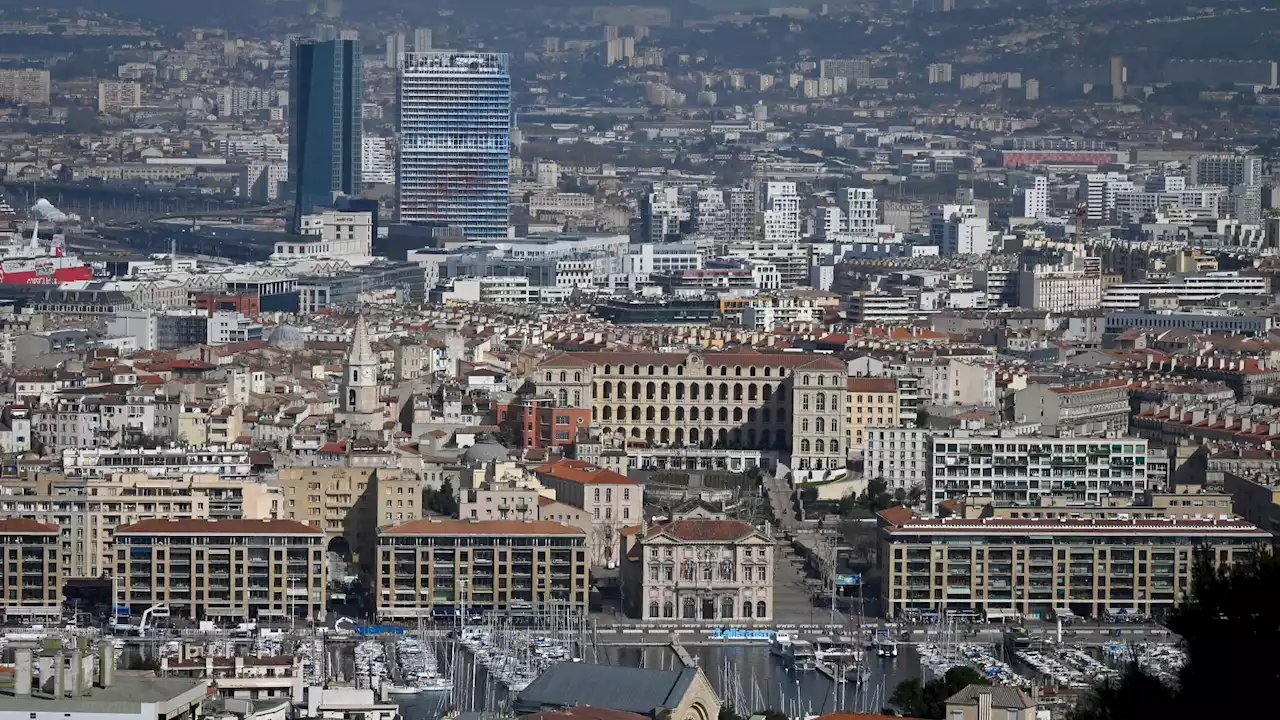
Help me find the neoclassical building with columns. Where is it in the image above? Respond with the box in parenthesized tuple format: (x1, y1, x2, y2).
(536, 350, 847, 479)
(628, 519, 775, 622)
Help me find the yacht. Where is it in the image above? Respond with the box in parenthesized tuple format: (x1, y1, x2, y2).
(788, 640, 818, 671)
(769, 633, 794, 659)
(813, 636, 862, 663)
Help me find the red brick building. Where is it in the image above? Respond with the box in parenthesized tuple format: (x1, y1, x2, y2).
(509, 396, 590, 449)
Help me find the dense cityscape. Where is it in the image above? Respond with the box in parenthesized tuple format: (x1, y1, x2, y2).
(0, 2, 1275, 720)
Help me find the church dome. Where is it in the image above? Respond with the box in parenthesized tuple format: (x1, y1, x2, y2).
(464, 436, 510, 464)
(267, 325, 306, 351)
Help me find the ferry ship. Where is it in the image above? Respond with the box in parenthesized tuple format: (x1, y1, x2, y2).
(0, 196, 92, 285)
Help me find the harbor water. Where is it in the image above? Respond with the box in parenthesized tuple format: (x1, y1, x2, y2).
(393, 642, 922, 719)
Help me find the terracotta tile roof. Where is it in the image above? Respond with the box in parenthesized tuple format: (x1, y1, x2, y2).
(0, 518, 59, 533)
(876, 506, 919, 526)
(115, 519, 324, 535)
(645, 519, 761, 542)
(535, 458, 638, 485)
(847, 377, 896, 393)
(538, 350, 851, 371)
(880, 515, 1267, 536)
(380, 519, 585, 536)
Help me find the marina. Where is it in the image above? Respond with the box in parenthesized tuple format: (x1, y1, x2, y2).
(10, 620, 1188, 720)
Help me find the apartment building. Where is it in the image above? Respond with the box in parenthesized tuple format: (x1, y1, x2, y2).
(375, 519, 588, 619)
(162, 655, 304, 703)
(908, 359, 996, 408)
(113, 519, 326, 622)
(459, 482, 540, 522)
(928, 433, 1154, 510)
(846, 378, 901, 453)
(865, 427, 932, 490)
(62, 446, 255, 481)
(628, 519, 774, 622)
(97, 81, 142, 114)
(1221, 471, 1280, 535)
(0, 69, 50, 104)
(0, 473, 279, 579)
(536, 351, 848, 481)
(741, 294, 824, 331)
(878, 506, 1268, 620)
(533, 459, 640, 566)
(506, 395, 592, 450)
(0, 519, 61, 621)
(1013, 379, 1130, 437)
(278, 467, 418, 571)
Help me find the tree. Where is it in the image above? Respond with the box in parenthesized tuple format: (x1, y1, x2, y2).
(890, 666, 989, 719)
(425, 478, 459, 517)
(494, 425, 516, 447)
(718, 707, 745, 720)
(1070, 548, 1280, 720)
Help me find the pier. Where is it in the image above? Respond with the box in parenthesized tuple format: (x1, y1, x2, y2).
(669, 635, 698, 667)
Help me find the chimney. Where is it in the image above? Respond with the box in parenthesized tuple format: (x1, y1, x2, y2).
(14, 648, 33, 696)
(977, 688, 993, 720)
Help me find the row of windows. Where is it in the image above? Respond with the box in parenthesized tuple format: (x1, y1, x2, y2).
(648, 564, 768, 582)
(594, 365, 792, 378)
(599, 406, 787, 424)
(798, 439, 839, 453)
(597, 381, 787, 403)
(648, 599, 768, 619)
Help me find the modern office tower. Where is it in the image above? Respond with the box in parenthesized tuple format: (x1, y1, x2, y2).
(929, 204, 990, 255)
(1025, 78, 1040, 101)
(398, 51, 511, 239)
(385, 32, 405, 68)
(844, 187, 877, 236)
(1193, 153, 1263, 188)
(1109, 56, 1125, 100)
(315, 24, 338, 41)
(1194, 153, 1263, 224)
(1019, 175, 1049, 218)
(690, 188, 731, 241)
(759, 181, 800, 242)
(641, 185, 685, 242)
(1230, 183, 1263, 225)
(726, 187, 755, 243)
(361, 136, 395, 184)
(413, 27, 432, 52)
(1080, 172, 1135, 222)
(288, 38, 363, 233)
(813, 205, 843, 240)
(926, 62, 952, 84)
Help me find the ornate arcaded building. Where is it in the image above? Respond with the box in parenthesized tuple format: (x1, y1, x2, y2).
(536, 351, 847, 478)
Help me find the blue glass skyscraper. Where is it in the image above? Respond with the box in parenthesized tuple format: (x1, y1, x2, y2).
(288, 38, 362, 233)
(398, 52, 511, 238)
